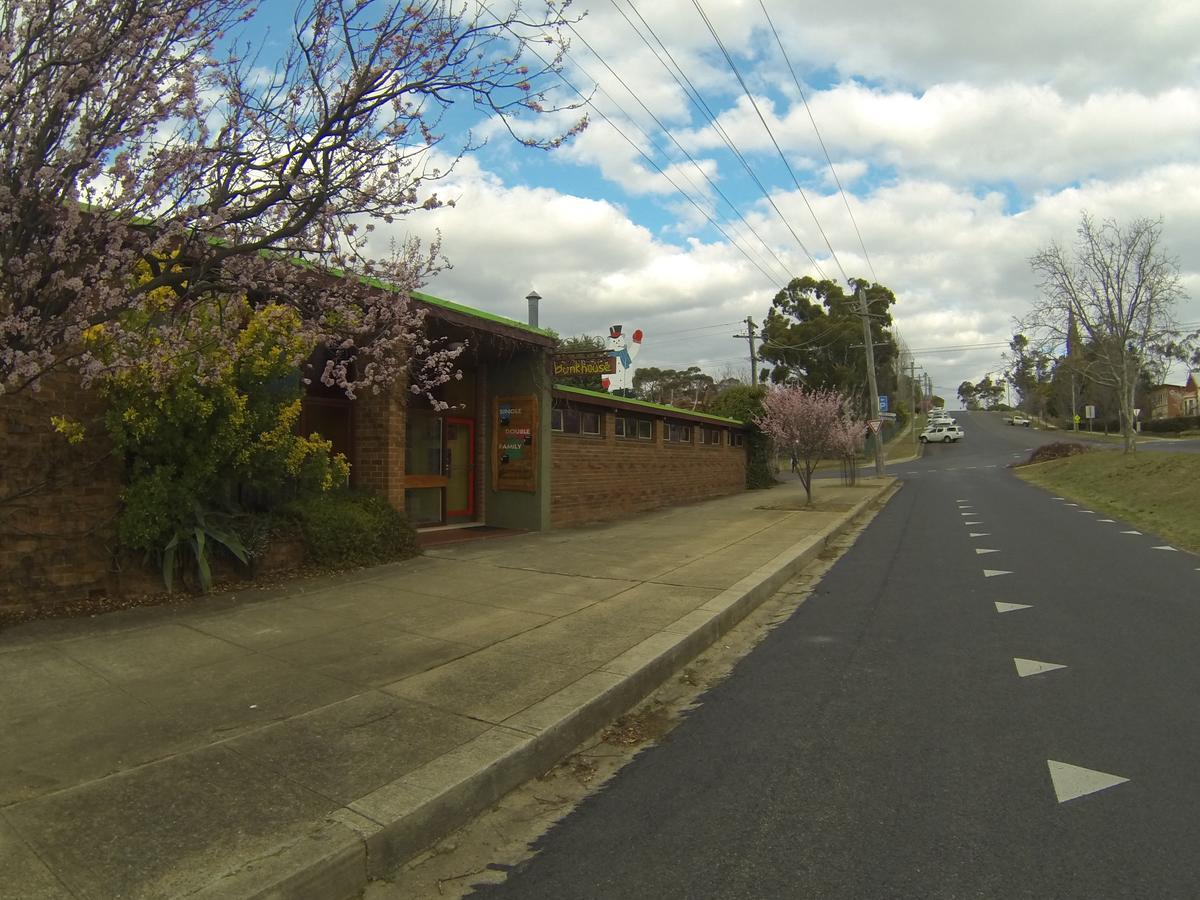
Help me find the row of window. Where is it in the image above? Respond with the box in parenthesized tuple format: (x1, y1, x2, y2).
(551, 406, 744, 446)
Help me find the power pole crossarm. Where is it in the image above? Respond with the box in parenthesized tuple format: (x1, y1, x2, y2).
(733, 317, 759, 384)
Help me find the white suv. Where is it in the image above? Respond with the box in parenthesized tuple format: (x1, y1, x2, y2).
(920, 423, 964, 443)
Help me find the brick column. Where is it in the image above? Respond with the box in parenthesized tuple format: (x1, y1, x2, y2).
(353, 386, 407, 510)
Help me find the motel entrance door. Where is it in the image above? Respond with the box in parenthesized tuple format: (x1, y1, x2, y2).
(404, 413, 476, 527)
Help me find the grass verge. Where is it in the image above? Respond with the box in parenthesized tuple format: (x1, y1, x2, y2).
(1016, 450, 1200, 553)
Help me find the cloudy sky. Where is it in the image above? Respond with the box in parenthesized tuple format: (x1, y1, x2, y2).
(373, 0, 1200, 406)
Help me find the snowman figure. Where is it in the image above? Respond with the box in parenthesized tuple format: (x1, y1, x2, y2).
(604, 324, 643, 392)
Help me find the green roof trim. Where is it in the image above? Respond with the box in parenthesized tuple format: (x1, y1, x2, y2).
(410, 289, 556, 338)
(553, 384, 747, 426)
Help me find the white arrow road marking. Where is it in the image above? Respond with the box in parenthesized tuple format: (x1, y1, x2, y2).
(986, 464, 998, 468)
(995, 602, 1031, 613)
(1047, 760, 1129, 804)
(967, 466, 978, 469)
(1052, 496, 1065, 500)
(983, 569, 1012, 578)
(1065, 503, 1079, 507)
(960, 512, 976, 516)
(1014, 657, 1067, 677)
(1098, 519, 1115, 523)
(975, 548, 1000, 555)
(1024, 448, 1033, 451)
(1121, 530, 1143, 535)
(1153, 546, 1178, 551)
(964, 521, 983, 525)
(1079, 510, 1095, 514)
(968, 532, 990, 537)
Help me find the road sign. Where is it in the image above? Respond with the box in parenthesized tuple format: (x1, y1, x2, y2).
(1134, 408, 1141, 418)
(879, 395, 889, 412)
(880, 412, 897, 420)
(867, 419, 882, 434)
(1085, 405, 1096, 419)
(1073, 414, 1081, 424)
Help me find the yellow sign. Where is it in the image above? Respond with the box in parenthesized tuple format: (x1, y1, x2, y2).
(552, 353, 616, 377)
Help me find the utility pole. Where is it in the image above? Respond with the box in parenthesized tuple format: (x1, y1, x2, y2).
(856, 286, 885, 476)
(910, 359, 919, 452)
(734, 316, 759, 384)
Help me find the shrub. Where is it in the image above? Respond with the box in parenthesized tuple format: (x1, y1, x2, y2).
(94, 300, 350, 589)
(278, 489, 418, 568)
(1028, 442, 1090, 464)
(1142, 416, 1200, 434)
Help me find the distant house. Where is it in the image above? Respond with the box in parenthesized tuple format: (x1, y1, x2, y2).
(1148, 373, 1198, 419)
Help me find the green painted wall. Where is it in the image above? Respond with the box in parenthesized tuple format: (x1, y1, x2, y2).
(482, 351, 552, 531)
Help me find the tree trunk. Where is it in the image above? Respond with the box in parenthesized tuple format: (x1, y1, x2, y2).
(1120, 376, 1137, 453)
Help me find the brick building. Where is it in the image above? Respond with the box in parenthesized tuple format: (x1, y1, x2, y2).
(1, 291, 750, 614)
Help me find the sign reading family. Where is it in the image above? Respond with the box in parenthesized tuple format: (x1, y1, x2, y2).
(552, 352, 617, 378)
(493, 395, 538, 492)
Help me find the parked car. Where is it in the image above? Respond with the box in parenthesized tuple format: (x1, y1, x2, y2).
(1006, 414, 1031, 427)
(920, 424, 964, 443)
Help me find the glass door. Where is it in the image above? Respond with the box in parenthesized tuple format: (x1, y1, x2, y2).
(404, 413, 446, 526)
(405, 413, 477, 526)
(445, 418, 475, 523)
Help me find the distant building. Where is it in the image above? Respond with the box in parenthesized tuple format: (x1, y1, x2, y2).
(1148, 373, 1198, 419)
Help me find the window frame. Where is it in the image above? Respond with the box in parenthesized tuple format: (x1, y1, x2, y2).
(665, 421, 693, 444)
(615, 414, 654, 441)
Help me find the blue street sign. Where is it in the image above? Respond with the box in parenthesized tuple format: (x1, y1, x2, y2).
(879, 395, 889, 412)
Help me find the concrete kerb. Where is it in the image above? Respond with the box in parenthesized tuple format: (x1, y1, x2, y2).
(219, 479, 898, 900)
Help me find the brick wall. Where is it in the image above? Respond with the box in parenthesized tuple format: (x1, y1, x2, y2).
(0, 373, 123, 612)
(353, 387, 407, 510)
(551, 411, 746, 528)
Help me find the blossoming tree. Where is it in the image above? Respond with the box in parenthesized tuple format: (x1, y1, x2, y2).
(0, 0, 586, 400)
(754, 386, 855, 505)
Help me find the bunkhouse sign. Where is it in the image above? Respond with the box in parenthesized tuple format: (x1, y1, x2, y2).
(552, 352, 617, 378)
(493, 395, 538, 492)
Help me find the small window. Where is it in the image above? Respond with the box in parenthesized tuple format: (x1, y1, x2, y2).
(552, 404, 600, 436)
(666, 422, 692, 443)
(729, 430, 745, 447)
(615, 414, 654, 440)
(700, 426, 721, 445)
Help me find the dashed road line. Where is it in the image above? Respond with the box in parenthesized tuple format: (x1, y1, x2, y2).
(1047, 761, 1129, 804)
(995, 602, 1030, 613)
(983, 569, 1012, 578)
(1014, 658, 1067, 677)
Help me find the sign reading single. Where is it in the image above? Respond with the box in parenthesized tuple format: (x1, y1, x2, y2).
(493, 394, 538, 492)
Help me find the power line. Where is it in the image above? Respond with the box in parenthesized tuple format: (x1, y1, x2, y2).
(758, 0, 878, 285)
(558, 17, 794, 285)
(690, 0, 852, 285)
(611, 0, 828, 281)
(479, 1, 788, 287)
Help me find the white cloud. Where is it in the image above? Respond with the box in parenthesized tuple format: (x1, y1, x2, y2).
(356, 0, 1200, 402)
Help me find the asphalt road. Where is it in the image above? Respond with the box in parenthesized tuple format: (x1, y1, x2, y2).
(467, 411, 1200, 899)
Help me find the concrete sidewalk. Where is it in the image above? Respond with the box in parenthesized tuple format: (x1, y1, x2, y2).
(1, 476, 895, 900)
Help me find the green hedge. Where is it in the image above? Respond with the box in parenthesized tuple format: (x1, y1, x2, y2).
(1142, 415, 1200, 434)
(278, 489, 418, 568)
